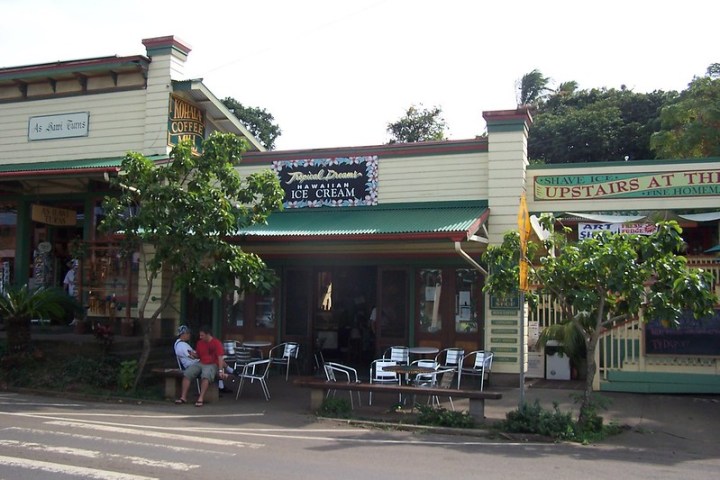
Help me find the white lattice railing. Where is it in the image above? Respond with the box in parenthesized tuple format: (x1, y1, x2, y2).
(530, 256, 720, 386)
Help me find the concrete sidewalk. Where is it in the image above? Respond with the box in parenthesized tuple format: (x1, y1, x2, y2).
(172, 372, 719, 454)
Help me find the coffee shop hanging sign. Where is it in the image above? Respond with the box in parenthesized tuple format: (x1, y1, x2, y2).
(272, 156, 378, 208)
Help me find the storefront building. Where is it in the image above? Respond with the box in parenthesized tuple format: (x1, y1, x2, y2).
(0, 36, 264, 336)
(1, 36, 717, 392)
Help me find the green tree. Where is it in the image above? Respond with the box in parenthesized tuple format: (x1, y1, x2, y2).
(100, 133, 284, 387)
(482, 218, 717, 428)
(387, 104, 447, 143)
(650, 70, 720, 158)
(1, 285, 78, 353)
(530, 87, 675, 163)
(221, 97, 282, 150)
(517, 69, 551, 106)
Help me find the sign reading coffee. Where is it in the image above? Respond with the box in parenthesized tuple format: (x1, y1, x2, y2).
(273, 156, 378, 208)
(168, 95, 205, 154)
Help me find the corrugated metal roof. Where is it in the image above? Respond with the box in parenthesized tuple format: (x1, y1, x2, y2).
(239, 201, 489, 237)
(0, 155, 167, 174)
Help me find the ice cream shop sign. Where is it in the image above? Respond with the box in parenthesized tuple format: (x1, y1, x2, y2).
(273, 156, 378, 208)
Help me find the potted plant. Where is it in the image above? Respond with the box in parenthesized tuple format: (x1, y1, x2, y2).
(0, 285, 80, 353)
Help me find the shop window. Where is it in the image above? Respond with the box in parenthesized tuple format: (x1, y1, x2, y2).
(224, 285, 245, 328)
(81, 242, 137, 320)
(255, 282, 276, 329)
(419, 269, 442, 333)
(0, 204, 17, 293)
(455, 268, 480, 333)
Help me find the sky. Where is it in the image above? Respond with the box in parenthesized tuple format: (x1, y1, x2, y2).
(2, 0, 717, 151)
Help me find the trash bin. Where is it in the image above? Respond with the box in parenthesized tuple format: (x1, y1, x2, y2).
(545, 341, 570, 380)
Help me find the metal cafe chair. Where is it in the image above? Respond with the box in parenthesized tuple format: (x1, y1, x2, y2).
(323, 362, 362, 409)
(369, 359, 401, 405)
(435, 347, 465, 389)
(460, 350, 494, 391)
(269, 342, 300, 381)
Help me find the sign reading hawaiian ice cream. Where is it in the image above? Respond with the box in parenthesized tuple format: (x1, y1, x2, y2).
(272, 156, 378, 208)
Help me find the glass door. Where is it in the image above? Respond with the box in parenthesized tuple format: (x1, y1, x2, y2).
(374, 268, 409, 357)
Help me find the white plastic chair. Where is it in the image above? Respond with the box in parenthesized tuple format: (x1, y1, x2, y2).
(383, 346, 410, 365)
(369, 359, 401, 405)
(269, 342, 300, 380)
(460, 350, 494, 390)
(435, 347, 464, 389)
(410, 359, 438, 386)
(324, 362, 362, 408)
(235, 359, 271, 401)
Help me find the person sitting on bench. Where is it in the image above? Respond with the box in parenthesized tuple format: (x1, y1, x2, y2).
(175, 325, 228, 407)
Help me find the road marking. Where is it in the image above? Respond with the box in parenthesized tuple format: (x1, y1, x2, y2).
(0, 440, 199, 471)
(2, 427, 235, 455)
(0, 454, 158, 480)
(46, 420, 264, 448)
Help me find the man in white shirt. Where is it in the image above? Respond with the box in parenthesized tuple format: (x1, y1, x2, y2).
(174, 325, 199, 370)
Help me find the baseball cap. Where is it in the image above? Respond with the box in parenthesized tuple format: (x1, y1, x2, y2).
(177, 325, 190, 335)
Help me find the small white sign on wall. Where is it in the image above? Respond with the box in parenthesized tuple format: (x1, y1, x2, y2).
(28, 112, 90, 141)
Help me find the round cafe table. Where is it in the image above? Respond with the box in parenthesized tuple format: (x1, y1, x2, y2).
(242, 340, 272, 359)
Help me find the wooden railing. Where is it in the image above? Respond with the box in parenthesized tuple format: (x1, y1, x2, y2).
(529, 255, 720, 388)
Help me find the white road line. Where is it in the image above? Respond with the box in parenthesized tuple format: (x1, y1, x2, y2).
(2, 427, 235, 455)
(46, 420, 264, 448)
(0, 454, 158, 480)
(0, 440, 199, 471)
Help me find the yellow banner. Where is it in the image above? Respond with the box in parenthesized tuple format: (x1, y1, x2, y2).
(31, 204, 76, 226)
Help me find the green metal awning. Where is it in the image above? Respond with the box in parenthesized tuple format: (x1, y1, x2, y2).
(238, 201, 489, 240)
(0, 155, 168, 176)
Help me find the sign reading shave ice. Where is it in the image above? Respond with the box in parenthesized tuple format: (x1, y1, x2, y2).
(273, 156, 378, 208)
(535, 169, 720, 200)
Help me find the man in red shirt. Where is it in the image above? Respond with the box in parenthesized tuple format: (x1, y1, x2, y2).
(175, 325, 228, 407)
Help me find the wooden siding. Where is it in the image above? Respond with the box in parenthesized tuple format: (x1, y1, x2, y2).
(0, 90, 150, 163)
(237, 151, 489, 204)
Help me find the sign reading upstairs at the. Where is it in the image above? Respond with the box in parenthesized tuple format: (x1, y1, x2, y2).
(534, 170, 720, 200)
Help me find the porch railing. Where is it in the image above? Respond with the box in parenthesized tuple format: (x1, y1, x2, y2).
(529, 255, 720, 388)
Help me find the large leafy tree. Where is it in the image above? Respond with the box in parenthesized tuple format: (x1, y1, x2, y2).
(101, 133, 284, 387)
(650, 66, 720, 158)
(529, 87, 675, 163)
(483, 218, 717, 428)
(387, 104, 447, 143)
(221, 97, 282, 150)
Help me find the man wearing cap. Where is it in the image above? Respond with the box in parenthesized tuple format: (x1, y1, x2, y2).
(175, 325, 228, 407)
(174, 325, 199, 370)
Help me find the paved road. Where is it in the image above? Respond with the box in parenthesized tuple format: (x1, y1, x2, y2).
(1, 391, 718, 479)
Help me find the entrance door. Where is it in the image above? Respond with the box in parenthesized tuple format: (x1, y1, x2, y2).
(374, 268, 409, 357)
(283, 268, 313, 371)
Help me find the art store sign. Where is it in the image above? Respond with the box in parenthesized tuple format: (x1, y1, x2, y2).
(272, 156, 378, 208)
(578, 222, 657, 240)
(534, 169, 720, 200)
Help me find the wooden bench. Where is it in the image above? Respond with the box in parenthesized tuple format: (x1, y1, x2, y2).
(294, 376, 502, 422)
(151, 368, 219, 403)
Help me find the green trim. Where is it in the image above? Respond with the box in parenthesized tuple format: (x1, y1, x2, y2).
(486, 123, 527, 133)
(601, 370, 720, 394)
(239, 201, 488, 237)
(0, 155, 167, 174)
(528, 156, 720, 170)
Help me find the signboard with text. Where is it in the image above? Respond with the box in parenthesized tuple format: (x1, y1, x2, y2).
(31, 204, 77, 226)
(534, 169, 720, 200)
(578, 222, 657, 240)
(28, 112, 89, 141)
(272, 156, 378, 208)
(168, 95, 205, 154)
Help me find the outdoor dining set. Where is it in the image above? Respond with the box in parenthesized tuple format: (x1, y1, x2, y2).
(222, 340, 301, 401)
(321, 346, 494, 410)
(215, 341, 493, 410)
